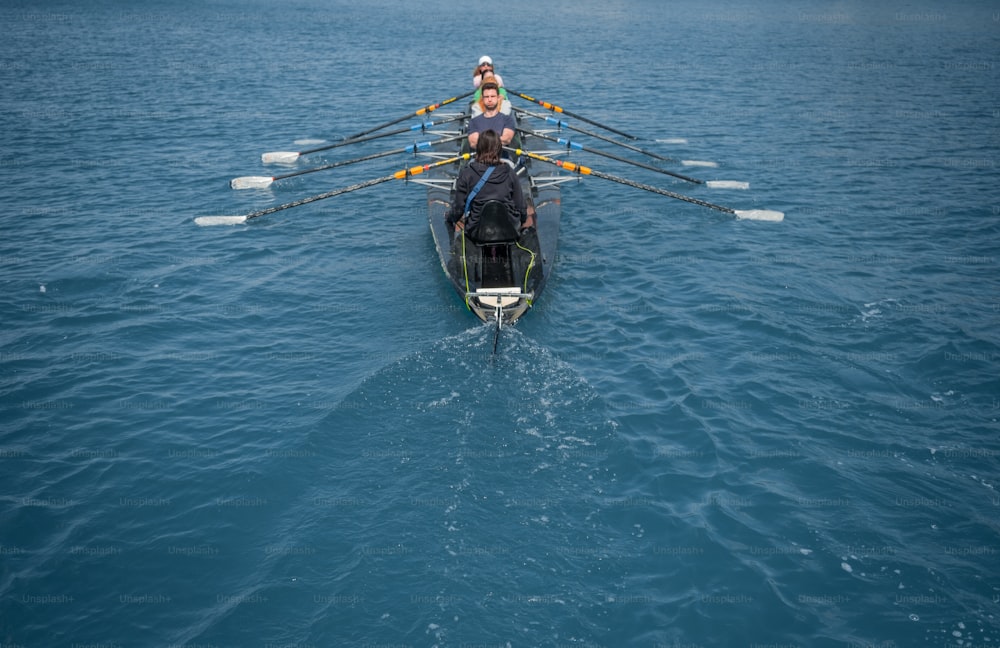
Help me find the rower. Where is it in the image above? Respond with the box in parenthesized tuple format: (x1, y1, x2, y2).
(447, 129, 532, 237)
(472, 55, 505, 89)
(471, 72, 512, 116)
(467, 79, 516, 148)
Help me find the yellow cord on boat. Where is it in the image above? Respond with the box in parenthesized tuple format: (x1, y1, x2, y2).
(515, 239, 536, 304)
(461, 232, 471, 311)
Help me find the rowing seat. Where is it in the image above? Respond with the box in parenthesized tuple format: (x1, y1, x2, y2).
(470, 200, 519, 244)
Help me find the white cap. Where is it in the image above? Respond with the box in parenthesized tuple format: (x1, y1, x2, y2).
(478, 55, 493, 65)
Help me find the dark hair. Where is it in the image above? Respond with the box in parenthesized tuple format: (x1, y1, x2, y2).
(476, 129, 502, 165)
(480, 79, 499, 92)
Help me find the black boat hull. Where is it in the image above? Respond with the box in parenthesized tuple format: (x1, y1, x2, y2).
(427, 147, 560, 324)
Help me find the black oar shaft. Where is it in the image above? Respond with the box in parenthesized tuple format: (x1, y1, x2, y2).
(515, 149, 736, 215)
(589, 169, 734, 214)
(243, 154, 469, 221)
(519, 129, 703, 185)
(343, 89, 475, 140)
(508, 90, 638, 140)
(515, 107, 673, 162)
(244, 176, 396, 221)
(300, 113, 466, 157)
(275, 134, 464, 182)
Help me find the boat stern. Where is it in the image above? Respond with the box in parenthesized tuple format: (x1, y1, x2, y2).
(466, 287, 534, 325)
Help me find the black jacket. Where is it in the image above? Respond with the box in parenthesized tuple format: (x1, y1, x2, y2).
(447, 161, 527, 234)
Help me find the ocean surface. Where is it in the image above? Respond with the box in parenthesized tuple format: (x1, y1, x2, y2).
(2, 0, 998, 646)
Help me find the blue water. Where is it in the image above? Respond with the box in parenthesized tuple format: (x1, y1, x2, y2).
(2, 0, 999, 645)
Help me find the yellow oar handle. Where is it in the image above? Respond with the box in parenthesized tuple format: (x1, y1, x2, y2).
(345, 89, 475, 140)
(508, 89, 637, 140)
(415, 93, 468, 116)
(222, 154, 470, 223)
(556, 160, 591, 175)
(394, 153, 471, 180)
(513, 92, 564, 114)
(515, 149, 590, 175)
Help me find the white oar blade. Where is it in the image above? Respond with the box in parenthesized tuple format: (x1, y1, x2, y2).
(734, 209, 784, 222)
(195, 215, 249, 226)
(230, 176, 274, 190)
(261, 151, 299, 164)
(681, 160, 718, 168)
(706, 180, 749, 190)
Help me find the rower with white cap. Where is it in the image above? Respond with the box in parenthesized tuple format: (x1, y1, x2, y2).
(472, 55, 504, 89)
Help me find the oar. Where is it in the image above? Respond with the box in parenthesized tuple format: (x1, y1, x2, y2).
(513, 149, 783, 222)
(342, 89, 476, 141)
(233, 134, 465, 189)
(518, 128, 747, 189)
(515, 107, 672, 161)
(196, 154, 470, 226)
(514, 107, 717, 168)
(261, 113, 467, 164)
(507, 89, 638, 140)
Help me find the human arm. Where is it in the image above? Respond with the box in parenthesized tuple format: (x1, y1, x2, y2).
(447, 170, 471, 229)
(499, 112, 516, 145)
(467, 114, 482, 148)
(469, 125, 510, 147)
(510, 174, 529, 226)
(510, 174, 536, 228)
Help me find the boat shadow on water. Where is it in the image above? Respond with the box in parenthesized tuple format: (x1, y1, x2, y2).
(247, 328, 649, 644)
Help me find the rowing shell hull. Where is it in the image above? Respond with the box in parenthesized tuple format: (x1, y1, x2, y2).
(427, 138, 560, 324)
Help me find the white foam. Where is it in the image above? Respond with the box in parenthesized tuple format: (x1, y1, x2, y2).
(195, 215, 248, 226)
(682, 160, 718, 167)
(734, 209, 784, 222)
(230, 176, 274, 190)
(294, 139, 326, 146)
(655, 138, 688, 145)
(261, 151, 299, 164)
(706, 180, 749, 189)
(860, 297, 898, 323)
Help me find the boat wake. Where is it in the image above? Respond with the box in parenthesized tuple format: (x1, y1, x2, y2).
(210, 326, 638, 645)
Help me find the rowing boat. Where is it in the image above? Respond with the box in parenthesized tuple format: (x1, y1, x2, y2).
(424, 157, 557, 326)
(408, 113, 564, 328)
(198, 81, 784, 351)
